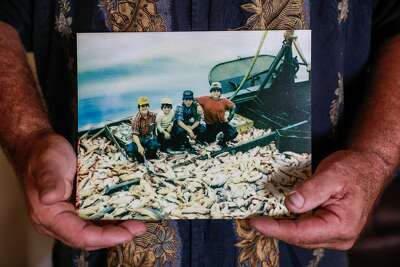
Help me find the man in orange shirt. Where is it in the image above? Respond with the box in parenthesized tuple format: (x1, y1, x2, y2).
(197, 82, 238, 148)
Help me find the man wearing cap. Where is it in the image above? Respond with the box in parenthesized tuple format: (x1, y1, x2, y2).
(128, 96, 160, 162)
(197, 82, 238, 148)
(156, 98, 175, 151)
(172, 90, 206, 149)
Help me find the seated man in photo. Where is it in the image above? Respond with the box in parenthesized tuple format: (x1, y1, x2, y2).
(197, 82, 238, 148)
(156, 97, 175, 152)
(127, 96, 160, 162)
(172, 90, 206, 150)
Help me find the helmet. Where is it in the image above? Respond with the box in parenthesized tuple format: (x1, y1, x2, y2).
(182, 90, 194, 100)
(160, 97, 173, 105)
(210, 82, 222, 92)
(137, 96, 150, 106)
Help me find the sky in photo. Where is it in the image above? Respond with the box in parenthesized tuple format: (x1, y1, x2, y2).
(77, 30, 311, 131)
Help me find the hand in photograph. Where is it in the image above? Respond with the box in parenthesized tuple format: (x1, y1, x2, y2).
(24, 132, 146, 250)
(164, 132, 171, 140)
(137, 144, 145, 156)
(250, 149, 388, 250)
(187, 129, 196, 139)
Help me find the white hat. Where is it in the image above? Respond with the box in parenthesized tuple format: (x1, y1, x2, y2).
(210, 82, 222, 90)
(160, 97, 173, 105)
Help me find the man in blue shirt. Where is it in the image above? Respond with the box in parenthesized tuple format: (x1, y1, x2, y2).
(172, 90, 207, 150)
(0, 0, 399, 266)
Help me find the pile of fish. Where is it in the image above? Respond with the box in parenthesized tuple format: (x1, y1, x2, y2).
(229, 114, 249, 128)
(77, 127, 311, 220)
(235, 127, 272, 145)
(109, 123, 132, 144)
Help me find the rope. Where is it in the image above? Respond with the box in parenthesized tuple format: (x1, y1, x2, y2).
(229, 31, 268, 100)
(293, 39, 311, 72)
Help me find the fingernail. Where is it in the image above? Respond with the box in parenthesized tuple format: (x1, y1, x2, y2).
(287, 191, 304, 209)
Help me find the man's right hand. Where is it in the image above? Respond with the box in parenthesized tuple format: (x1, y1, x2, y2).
(138, 144, 145, 156)
(187, 129, 196, 139)
(24, 132, 146, 250)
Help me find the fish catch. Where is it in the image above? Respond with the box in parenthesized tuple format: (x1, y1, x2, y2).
(77, 126, 311, 220)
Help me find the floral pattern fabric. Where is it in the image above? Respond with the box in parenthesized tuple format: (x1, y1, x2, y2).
(238, 0, 306, 30)
(99, 0, 167, 32)
(107, 221, 179, 267)
(2, 0, 389, 266)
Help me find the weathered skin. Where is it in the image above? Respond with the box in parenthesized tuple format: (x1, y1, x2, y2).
(0, 22, 146, 250)
(0, 22, 51, 165)
(251, 36, 400, 250)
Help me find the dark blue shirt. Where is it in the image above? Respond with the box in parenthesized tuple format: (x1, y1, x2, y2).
(175, 103, 201, 125)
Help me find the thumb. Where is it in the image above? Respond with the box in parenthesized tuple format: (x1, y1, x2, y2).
(285, 170, 343, 213)
(36, 170, 72, 205)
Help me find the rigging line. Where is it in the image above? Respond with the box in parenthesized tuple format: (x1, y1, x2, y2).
(229, 30, 268, 100)
(293, 39, 311, 72)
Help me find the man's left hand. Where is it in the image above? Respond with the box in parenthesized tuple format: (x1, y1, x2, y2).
(250, 149, 388, 250)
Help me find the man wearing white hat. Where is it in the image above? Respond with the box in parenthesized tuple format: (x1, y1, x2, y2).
(156, 97, 175, 151)
(197, 82, 238, 148)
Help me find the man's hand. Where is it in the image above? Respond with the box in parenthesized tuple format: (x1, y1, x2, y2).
(187, 129, 196, 139)
(137, 144, 145, 156)
(24, 132, 146, 250)
(164, 131, 171, 140)
(250, 36, 400, 250)
(250, 149, 388, 250)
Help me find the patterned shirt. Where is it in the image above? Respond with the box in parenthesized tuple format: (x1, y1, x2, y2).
(1, 1, 400, 267)
(175, 103, 201, 125)
(131, 111, 157, 137)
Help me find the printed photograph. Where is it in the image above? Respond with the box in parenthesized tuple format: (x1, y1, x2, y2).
(76, 30, 311, 220)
